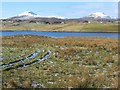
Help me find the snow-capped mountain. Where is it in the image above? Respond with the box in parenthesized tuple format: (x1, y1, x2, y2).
(44, 16, 65, 19)
(8, 11, 40, 20)
(18, 11, 39, 17)
(2, 11, 115, 23)
(15, 11, 65, 19)
(88, 12, 110, 19)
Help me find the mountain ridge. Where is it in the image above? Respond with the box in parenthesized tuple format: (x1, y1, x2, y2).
(1, 11, 117, 24)
(5, 11, 112, 20)
(88, 12, 110, 19)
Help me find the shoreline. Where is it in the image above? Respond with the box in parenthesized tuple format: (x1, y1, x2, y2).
(0, 30, 119, 33)
(1, 34, 118, 39)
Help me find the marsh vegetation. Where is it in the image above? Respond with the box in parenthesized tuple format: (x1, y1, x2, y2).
(1, 35, 119, 88)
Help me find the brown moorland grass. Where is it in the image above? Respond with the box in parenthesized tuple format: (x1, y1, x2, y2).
(1, 35, 119, 88)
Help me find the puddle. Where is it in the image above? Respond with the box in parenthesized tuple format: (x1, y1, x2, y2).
(1, 49, 40, 68)
(3, 49, 51, 71)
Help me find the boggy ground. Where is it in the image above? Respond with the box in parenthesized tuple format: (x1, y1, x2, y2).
(1, 35, 119, 88)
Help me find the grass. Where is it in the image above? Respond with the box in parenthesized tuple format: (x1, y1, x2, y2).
(1, 35, 119, 88)
(1, 22, 118, 32)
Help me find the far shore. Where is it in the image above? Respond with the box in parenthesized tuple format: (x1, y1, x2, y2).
(1, 23, 118, 33)
(0, 30, 119, 33)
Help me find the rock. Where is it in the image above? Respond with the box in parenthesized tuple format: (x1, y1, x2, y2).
(31, 81, 43, 88)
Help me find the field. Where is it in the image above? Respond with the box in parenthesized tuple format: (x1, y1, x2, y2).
(1, 35, 119, 88)
(1, 22, 118, 32)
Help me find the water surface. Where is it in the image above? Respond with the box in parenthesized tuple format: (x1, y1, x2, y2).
(0, 31, 119, 38)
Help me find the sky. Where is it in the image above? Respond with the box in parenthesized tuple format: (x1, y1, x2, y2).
(1, 2, 118, 19)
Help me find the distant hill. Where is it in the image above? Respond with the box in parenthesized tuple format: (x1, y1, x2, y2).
(1, 11, 118, 24)
(88, 12, 110, 19)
